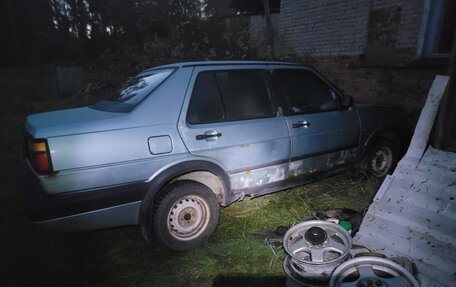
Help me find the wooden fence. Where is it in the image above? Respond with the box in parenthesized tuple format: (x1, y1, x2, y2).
(0, 65, 85, 95)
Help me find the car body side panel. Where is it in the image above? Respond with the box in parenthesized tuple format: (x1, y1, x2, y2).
(229, 147, 357, 191)
(268, 65, 360, 163)
(133, 66, 194, 124)
(180, 119, 291, 172)
(34, 201, 141, 232)
(35, 67, 195, 195)
(285, 111, 360, 159)
(48, 124, 185, 170)
(36, 150, 191, 195)
(177, 65, 291, 173)
(356, 105, 408, 147)
(22, 61, 409, 232)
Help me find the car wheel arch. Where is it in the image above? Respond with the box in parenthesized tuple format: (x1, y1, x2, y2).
(361, 126, 404, 159)
(139, 160, 231, 239)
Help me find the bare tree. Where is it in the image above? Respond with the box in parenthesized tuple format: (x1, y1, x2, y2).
(263, 0, 275, 57)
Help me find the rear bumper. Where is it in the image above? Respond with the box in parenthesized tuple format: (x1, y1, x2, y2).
(21, 161, 148, 231)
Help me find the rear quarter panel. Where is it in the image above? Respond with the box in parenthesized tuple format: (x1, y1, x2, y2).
(39, 67, 195, 195)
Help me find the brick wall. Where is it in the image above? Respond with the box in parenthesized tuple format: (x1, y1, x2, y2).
(250, 0, 448, 120)
(251, 0, 370, 56)
(251, 0, 425, 59)
(308, 56, 447, 119)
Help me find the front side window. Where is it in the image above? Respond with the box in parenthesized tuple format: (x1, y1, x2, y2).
(187, 69, 275, 124)
(274, 69, 338, 115)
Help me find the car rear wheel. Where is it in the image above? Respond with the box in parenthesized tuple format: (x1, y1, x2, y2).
(153, 180, 219, 251)
(366, 139, 398, 178)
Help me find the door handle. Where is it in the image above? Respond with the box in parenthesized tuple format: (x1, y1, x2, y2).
(196, 131, 222, 141)
(292, 121, 311, 128)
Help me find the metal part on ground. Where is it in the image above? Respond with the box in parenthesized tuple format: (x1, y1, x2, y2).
(329, 256, 420, 287)
(283, 220, 352, 285)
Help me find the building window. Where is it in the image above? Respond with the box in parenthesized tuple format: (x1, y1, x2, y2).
(422, 0, 455, 57)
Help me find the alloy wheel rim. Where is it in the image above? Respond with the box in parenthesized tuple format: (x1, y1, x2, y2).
(329, 256, 419, 287)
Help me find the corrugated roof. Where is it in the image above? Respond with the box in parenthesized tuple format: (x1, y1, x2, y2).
(353, 75, 455, 286)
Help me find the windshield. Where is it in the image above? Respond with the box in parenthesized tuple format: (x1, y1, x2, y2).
(91, 68, 174, 112)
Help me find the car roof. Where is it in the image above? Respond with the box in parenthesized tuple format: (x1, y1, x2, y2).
(144, 61, 306, 71)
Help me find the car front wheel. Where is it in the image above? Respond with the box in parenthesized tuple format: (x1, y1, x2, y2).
(366, 139, 399, 178)
(153, 180, 219, 251)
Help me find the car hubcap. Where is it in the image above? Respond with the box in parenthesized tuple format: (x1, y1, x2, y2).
(370, 146, 393, 177)
(167, 195, 210, 241)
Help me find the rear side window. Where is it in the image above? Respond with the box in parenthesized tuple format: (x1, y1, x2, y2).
(187, 73, 225, 124)
(187, 69, 275, 124)
(117, 70, 173, 104)
(274, 69, 338, 115)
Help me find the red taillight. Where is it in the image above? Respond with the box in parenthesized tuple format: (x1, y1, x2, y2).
(33, 152, 51, 174)
(27, 139, 53, 175)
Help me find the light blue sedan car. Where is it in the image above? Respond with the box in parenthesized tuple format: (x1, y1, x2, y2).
(23, 61, 407, 250)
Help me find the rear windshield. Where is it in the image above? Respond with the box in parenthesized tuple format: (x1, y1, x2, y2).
(90, 68, 174, 113)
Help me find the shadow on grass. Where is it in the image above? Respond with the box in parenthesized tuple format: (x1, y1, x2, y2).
(1, 174, 378, 287)
(56, 175, 378, 287)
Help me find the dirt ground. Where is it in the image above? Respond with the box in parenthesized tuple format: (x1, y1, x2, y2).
(0, 93, 88, 286)
(1, 181, 82, 286)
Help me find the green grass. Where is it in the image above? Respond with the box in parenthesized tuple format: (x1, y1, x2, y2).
(68, 176, 379, 287)
(0, 91, 380, 286)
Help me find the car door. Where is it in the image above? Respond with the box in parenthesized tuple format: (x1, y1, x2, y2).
(178, 65, 291, 191)
(270, 66, 360, 177)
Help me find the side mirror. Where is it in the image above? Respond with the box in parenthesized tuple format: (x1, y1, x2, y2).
(342, 95, 353, 108)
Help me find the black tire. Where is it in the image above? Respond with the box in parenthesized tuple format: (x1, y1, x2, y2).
(152, 180, 219, 251)
(365, 139, 399, 178)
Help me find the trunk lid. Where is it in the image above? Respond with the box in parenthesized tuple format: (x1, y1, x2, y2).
(26, 107, 125, 138)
